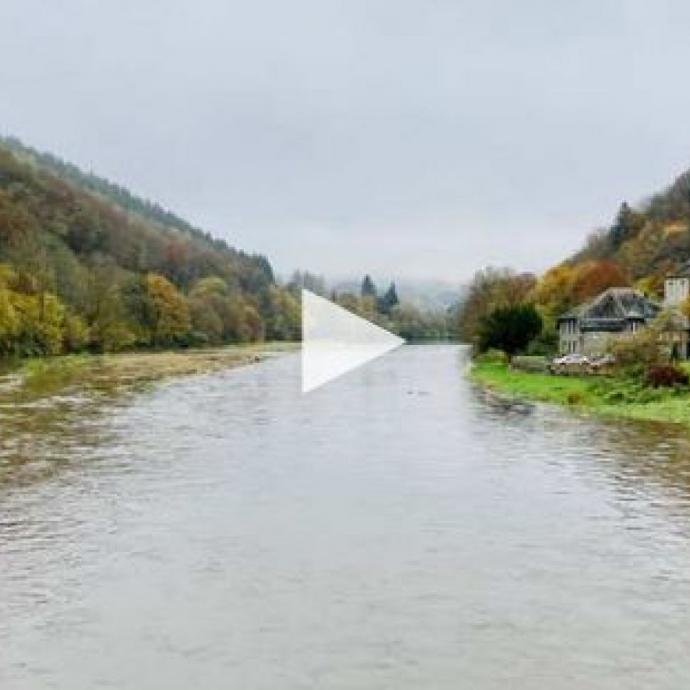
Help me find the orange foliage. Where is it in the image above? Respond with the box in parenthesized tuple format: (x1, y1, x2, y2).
(570, 260, 629, 302)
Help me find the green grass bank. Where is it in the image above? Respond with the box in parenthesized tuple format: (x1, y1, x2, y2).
(470, 360, 690, 430)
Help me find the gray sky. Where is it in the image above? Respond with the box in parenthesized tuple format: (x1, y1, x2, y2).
(2, 0, 690, 282)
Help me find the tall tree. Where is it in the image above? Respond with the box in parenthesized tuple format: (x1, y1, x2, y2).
(478, 304, 542, 359)
(144, 273, 191, 346)
(609, 202, 645, 249)
(378, 282, 399, 314)
(361, 274, 377, 298)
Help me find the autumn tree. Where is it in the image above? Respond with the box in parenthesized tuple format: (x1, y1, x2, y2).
(459, 267, 537, 342)
(144, 273, 191, 346)
(0, 266, 20, 353)
(62, 312, 90, 352)
(77, 264, 135, 351)
(531, 264, 577, 322)
(570, 260, 628, 303)
(262, 286, 300, 340)
(187, 276, 227, 344)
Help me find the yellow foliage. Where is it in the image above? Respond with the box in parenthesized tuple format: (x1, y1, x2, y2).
(145, 273, 191, 345)
(531, 264, 577, 323)
(63, 313, 90, 352)
(0, 286, 20, 351)
(662, 222, 687, 237)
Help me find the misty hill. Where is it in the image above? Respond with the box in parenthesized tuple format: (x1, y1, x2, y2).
(331, 277, 462, 312)
(395, 279, 465, 312)
(306, 275, 455, 340)
(0, 135, 300, 356)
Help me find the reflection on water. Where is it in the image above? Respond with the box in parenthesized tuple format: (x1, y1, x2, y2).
(1, 345, 690, 689)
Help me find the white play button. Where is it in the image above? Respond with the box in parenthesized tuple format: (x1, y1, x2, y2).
(301, 290, 405, 393)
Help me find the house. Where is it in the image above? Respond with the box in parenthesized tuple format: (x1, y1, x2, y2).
(558, 264, 690, 358)
(557, 287, 661, 356)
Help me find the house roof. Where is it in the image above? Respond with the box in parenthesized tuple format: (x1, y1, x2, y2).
(558, 288, 661, 331)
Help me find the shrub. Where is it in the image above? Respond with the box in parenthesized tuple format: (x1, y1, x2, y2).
(511, 355, 547, 372)
(609, 330, 664, 373)
(599, 380, 664, 404)
(527, 329, 558, 356)
(644, 364, 689, 388)
(474, 348, 508, 364)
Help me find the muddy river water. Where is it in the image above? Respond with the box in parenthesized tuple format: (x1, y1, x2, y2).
(1, 344, 690, 689)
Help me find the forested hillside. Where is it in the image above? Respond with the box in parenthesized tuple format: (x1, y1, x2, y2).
(533, 165, 690, 323)
(460, 163, 690, 353)
(0, 136, 300, 356)
(569, 169, 690, 293)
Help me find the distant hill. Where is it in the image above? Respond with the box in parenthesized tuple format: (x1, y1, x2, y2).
(316, 275, 457, 340)
(0, 135, 299, 356)
(396, 279, 465, 312)
(331, 276, 462, 312)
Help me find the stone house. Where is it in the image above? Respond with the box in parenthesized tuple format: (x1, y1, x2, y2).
(558, 288, 661, 356)
(558, 264, 690, 358)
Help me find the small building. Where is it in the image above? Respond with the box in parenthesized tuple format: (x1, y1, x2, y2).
(558, 287, 661, 356)
(661, 261, 690, 358)
(664, 260, 690, 308)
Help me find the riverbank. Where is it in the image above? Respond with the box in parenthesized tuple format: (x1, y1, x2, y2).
(470, 360, 690, 429)
(0, 343, 298, 487)
(5, 343, 298, 400)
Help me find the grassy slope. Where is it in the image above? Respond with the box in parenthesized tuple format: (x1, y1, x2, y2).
(470, 362, 690, 429)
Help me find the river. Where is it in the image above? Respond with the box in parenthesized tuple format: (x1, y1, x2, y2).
(1, 344, 690, 689)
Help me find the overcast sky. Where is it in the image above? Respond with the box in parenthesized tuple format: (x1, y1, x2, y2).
(3, 1, 690, 282)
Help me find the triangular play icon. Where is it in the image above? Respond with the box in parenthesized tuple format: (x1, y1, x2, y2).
(301, 289, 405, 393)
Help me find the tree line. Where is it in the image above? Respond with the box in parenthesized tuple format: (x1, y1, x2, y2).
(331, 275, 453, 340)
(286, 271, 455, 340)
